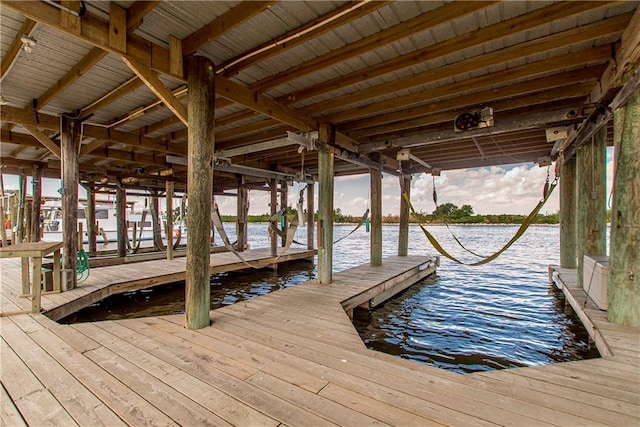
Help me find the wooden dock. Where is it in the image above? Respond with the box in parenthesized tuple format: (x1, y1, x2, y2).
(1, 258, 639, 426)
(1, 247, 316, 320)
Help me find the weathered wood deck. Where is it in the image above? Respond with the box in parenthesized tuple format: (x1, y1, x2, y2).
(0, 247, 316, 319)
(1, 258, 638, 426)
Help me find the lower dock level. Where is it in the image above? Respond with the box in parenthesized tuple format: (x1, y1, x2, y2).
(1, 257, 639, 426)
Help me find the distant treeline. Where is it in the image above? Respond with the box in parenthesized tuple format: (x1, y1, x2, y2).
(220, 203, 561, 225)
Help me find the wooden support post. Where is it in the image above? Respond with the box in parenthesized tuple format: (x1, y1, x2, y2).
(150, 193, 164, 250)
(86, 184, 97, 254)
(307, 182, 314, 250)
(318, 123, 335, 284)
(31, 164, 42, 242)
(0, 173, 6, 247)
(280, 181, 288, 247)
(269, 179, 278, 256)
(116, 183, 127, 258)
(608, 89, 640, 327)
(370, 153, 383, 266)
(16, 174, 25, 242)
(166, 180, 174, 260)
(559, 157, 577, 268)
(185, 55, 215, 330)
(398, 174, 411, 257)
(77, 221, 83, 251)
(576, 127, 607, 287)
(236, 175, 248, 252)
(61, 115, 80, 290)
(24, 200, 32, 243)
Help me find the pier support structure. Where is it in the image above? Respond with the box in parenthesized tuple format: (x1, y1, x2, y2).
(576, 127, 607, 287)
(559, 157, 577, 268)
(185, 55, 215, 330)
(166, 181, 174, 260)
(30, 164, 42, 242)
(61, 115, 80, 290)
(116, 183, 127, 258)
(236, 175, 248, 252)
(269, 179, 278, 256)
(307, 182, 314, 250)
(85, 183, 97, 254)
(280, 181, 288, 247)
(16, 174, 25, 243)
(370, 153, 382, 266)
(608, 87, 640, 327)
(398, 174, 411, 257)
(318, 123, 335, 284)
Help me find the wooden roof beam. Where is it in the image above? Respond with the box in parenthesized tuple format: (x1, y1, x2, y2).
(182, 1, 277, 56)
(0, 18, 36, 79)
(3, 1, 315, 132)
(22, 125, 62, 158)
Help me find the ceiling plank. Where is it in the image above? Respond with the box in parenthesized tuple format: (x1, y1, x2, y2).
(121, 57, 188, 126)
(80, 77, 145, 118)
(219, 1, 389, 76)
(22, 125, 62, 158)
(339, 65, 605, 133)
(182, 1, 278, 56)
(251, 1, 497, 92)
(79, 139, 106, 157)
(327, 46, 611, 124)
(0, 18, 36, 79)
(3, 0, 316, 133)
(300, 14, 629, 117)
(280, 1, 615, 106)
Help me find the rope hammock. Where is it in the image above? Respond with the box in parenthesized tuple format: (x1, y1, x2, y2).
(404, 174, 558, 266)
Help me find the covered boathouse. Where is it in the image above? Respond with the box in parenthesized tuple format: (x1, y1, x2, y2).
(1, 1, 639, 425)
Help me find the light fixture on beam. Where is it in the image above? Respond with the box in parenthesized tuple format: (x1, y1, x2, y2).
(454, 107, 494, 132)
(20, 35, 36, 53)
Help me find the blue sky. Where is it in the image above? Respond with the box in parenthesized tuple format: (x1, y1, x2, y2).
(3, 150, 614, 217)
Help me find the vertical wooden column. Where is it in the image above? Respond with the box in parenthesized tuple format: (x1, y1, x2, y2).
(166, 180, 174, 260)
(576, 127, 607, 287)
(269, 179, 278, 256)
(24, 201, 32, 243)
(185, 55, 215, 330)
(16, 174, 26, 242)
(318, 123, 335, 284)
(306, 182, 314, 250)
(280, 181, 288, 247)
(31, 164, 42, 242)
(608, 89, 640, 327)
(559, 157, 577, 268)
(236, 175, 248, 252)
(0, 173, 6, 247)
(370, 154, 383, 266)
(116, 183, 127, 258)
(61, 115, 80, 290)
(150, 193, 164, 250)
(86, 184, 97, 254)
(398, 174, 411, 256)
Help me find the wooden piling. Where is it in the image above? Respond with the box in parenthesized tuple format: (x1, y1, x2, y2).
(24, 200, 32, 243)
(307, 182, 314, 250)
(61, 115, 80, 290)
(370, 153, 382, 266)
(576, 128, 607, 287)
(16, 174, 25, 242)
(318, 123, 335, 284)
(280, 181, 288, 247)
(0, 173, 6, 247)
(116, 183, 127, 258)
(236, 175, 247, 252)
(559, 157, 577, 268)
(86, 184, 97, 253)
(398, 174, 411, 257)
(30, 164, 42, 242)
(166, 181, 174, 260)
(150, 193, 164, 250)
(270, 179, 278, 257)
(185, 55, 215, 330)
(608, 88, 640, 327)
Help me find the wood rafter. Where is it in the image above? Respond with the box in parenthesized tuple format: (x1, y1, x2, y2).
(22, 125, 62, 158)
(0, 18, 36, 79)
(122, 57, 188, 126)
(182, 1, 278, 56)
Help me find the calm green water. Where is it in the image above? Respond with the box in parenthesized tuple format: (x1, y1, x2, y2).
(59, 224, 599, 373)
